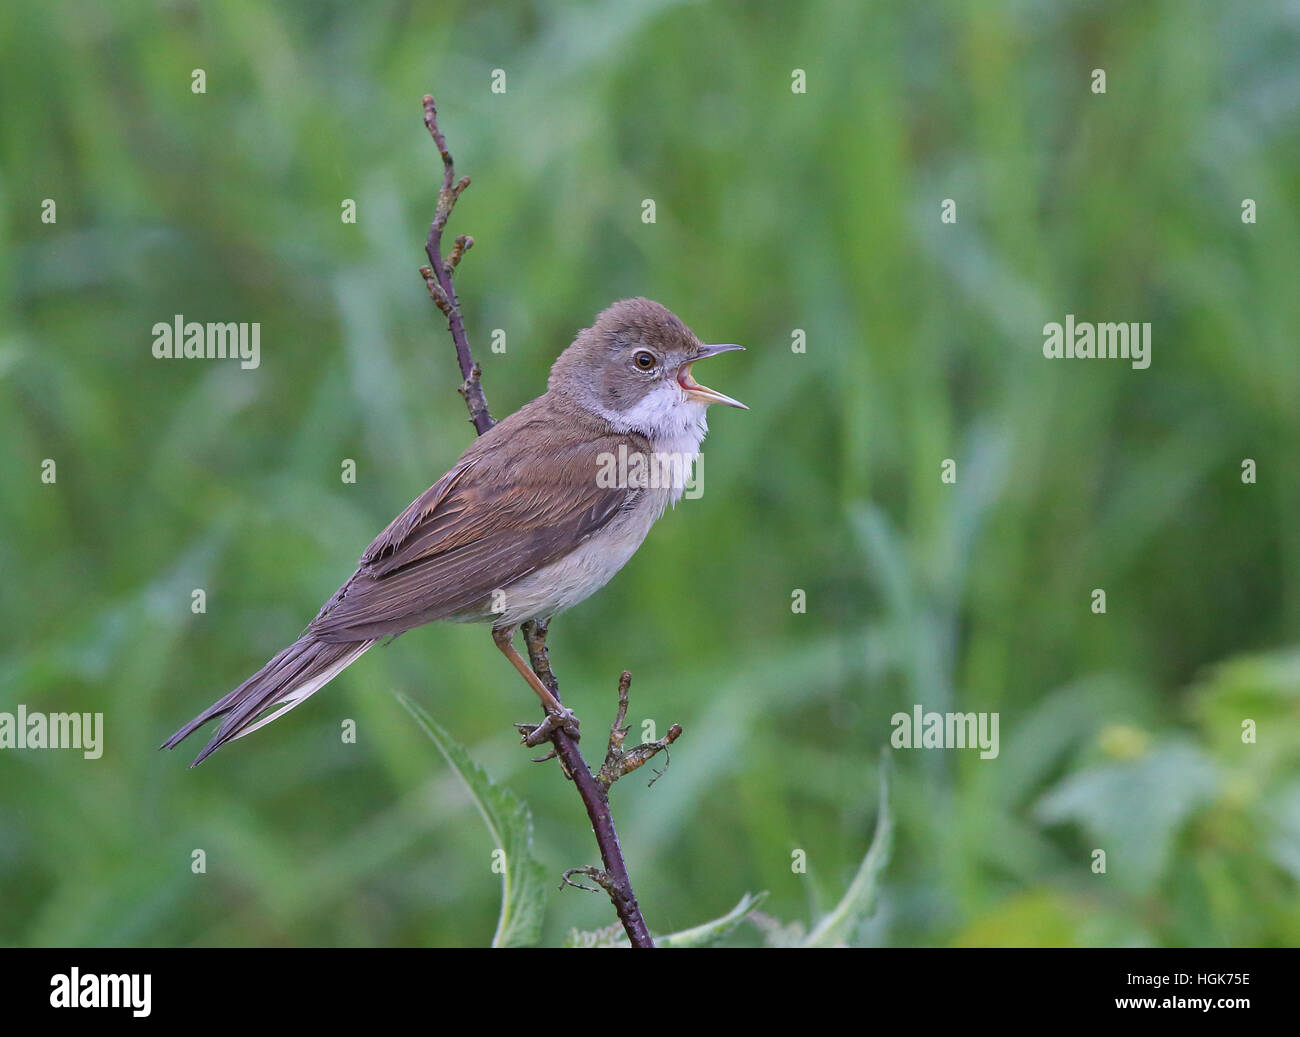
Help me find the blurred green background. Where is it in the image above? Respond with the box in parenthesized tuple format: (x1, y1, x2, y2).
(2, 0, 1298, 947)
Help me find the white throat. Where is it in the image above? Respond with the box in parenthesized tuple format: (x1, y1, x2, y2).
(591, 383, 710, 505)
(594, 382, 710, 455)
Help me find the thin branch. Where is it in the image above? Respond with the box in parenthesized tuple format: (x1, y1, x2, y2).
(420, 93, 492, 437)
(418, 93, 666, 949)
(596, 671, 682, 787)
(520, 619, 654, 947)
(561, 866, 617, 897)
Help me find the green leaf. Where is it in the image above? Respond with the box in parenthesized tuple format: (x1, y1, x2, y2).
(397, 694, 547, 947)
(1192, 648, 1300, 771)
(750, 912, 808, 948)
(562, 893, 770, 948)
(804, 758, 893, 947)
(1034, 740, 1219, 895)
(656, 891, 769, 947)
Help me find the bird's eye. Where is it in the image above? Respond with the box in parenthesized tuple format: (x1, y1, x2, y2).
(633, 351, 656, 370)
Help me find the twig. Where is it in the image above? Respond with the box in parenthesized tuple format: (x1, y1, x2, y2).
(420, 93, 492, 437)
(596, 671, 682, 787)
(520, 620, 656, 947)
(561, 866, 617, 897)
(418, 93, 668, 949)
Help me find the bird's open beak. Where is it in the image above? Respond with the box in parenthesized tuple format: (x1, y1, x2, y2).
(678, 344, 748, 410)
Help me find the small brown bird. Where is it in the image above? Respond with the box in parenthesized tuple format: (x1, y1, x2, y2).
(164, 298, 746, 765)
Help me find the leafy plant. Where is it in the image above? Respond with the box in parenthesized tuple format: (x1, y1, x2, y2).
(398, 694, 547, 947)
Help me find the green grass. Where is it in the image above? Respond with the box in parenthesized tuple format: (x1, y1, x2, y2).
(1, 0, 1298, 946)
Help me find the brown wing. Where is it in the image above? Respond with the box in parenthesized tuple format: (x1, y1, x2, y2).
(309, 418, 641, 642)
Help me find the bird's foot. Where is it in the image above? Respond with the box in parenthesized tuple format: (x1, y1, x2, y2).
(515, 707, 581, 749)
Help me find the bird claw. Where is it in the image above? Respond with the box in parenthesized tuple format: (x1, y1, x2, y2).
(515, 707, 581, 747)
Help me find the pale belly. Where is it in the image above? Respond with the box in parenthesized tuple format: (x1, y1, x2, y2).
(486, 487, 671, 627)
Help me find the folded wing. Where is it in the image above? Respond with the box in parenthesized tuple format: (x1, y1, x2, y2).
(309, 426, 641, 642)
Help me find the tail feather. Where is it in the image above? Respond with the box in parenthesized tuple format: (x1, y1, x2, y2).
(163, 636, 374, 767)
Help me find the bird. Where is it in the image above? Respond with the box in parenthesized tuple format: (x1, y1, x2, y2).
(163, 298, 746, 766)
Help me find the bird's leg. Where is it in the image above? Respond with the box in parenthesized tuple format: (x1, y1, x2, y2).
(493, 624, 563, 712)
(517, 618, 580, 748)
(494, 624, 580, 742)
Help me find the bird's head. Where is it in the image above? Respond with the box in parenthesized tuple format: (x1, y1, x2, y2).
(549, 298, 746, 438)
